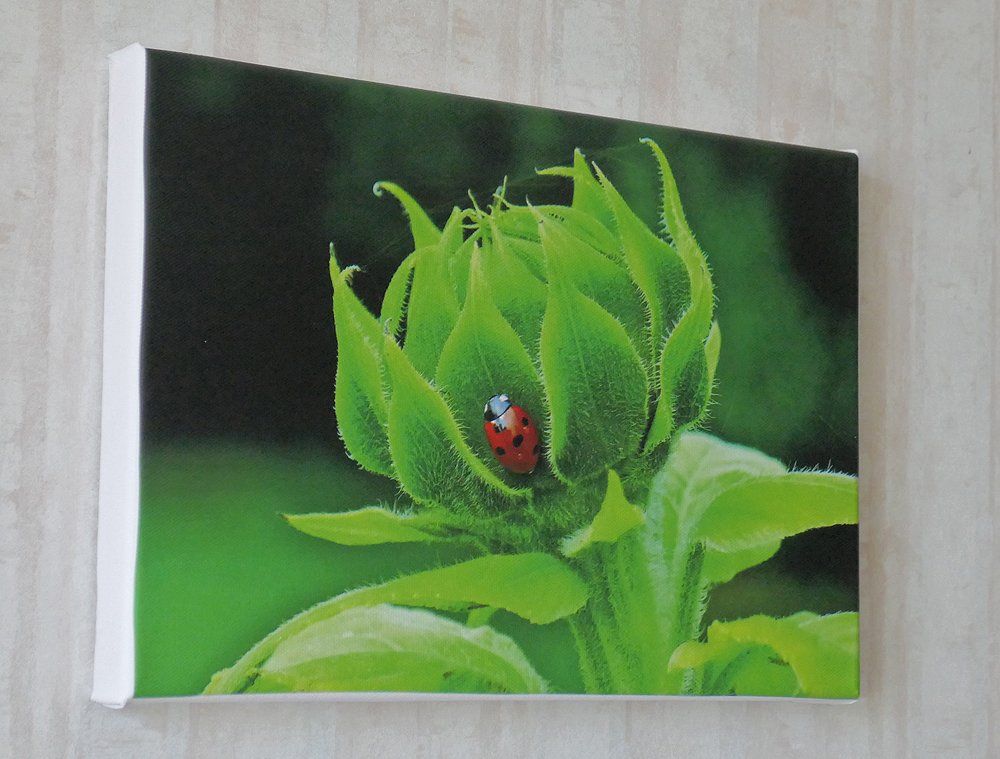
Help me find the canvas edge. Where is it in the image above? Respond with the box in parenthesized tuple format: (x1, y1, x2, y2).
(853, 146, 863, 700)
(129, 692, 858, 705)
(92, 42, 146, 710)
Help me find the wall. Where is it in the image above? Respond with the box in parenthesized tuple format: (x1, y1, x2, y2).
(1, 1, 997, 756)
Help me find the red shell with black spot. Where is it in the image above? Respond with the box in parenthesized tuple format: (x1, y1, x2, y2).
(482, 393, 540, 474)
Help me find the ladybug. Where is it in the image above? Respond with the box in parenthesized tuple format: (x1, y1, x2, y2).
(483, 393, 541, 474)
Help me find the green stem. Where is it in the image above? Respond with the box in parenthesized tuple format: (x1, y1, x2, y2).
(667, 541, 708, 694)
(580, 556, 636, 693)
(566, 496, 711, 694)
(603, 535, 667, 692)
(567, 615, 604, 693)
(567, 532, 675, 694)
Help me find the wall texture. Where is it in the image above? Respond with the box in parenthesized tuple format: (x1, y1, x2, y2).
(1, 1, 997, 756)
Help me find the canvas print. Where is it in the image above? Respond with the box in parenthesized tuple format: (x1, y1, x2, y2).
(136, 51, 858, 698)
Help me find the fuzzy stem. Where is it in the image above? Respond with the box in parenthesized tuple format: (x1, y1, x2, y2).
(566, 533, 675, 694)
(666, 542, 709, 694)
(567, 615, 605, 693)
(566, 472, 713, 695)
(579, 555, 637, 693)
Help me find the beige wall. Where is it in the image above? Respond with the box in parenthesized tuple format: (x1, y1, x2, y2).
(2, 1, 997, 756)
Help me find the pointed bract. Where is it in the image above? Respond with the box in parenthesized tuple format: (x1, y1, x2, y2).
(330, 253, 393, 476)
(373, 181, 441, 249)
(538, 219, 649, 483)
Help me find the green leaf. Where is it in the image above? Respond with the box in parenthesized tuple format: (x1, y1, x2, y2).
(668, 635, 740, 670)
(704, 320, 721, 390)
(380, 251, 415, 339)
(402, 241, 462, 378)
(701, 541, 781, 585)
(801, 611, 860, 652)
(440, 206, 466, 253)
(247, 605, 547, 694)
(644, 269, 714, 450)
(635, 140, 716, 452)
(446, 233, 477, 304)
(384, 335, 529, 514)
(670, 637, 798, 696)
(535, 204, 620, 262)
(640, 139, 702, 269)
(695, 472, 859, 554)
(634, 431, 859, 695)
(666, 318, 721, 436)
(379, 208, 474, 339)
(596, 166, 689, 372)
(538, 149, 615, 230)
(484, 220, 548, 351)
(486, 207, 548, 280)
(283, 506, 450, 546)
(683, 319, 722, 431)
(643, 432, 790, 595)
(537, 212, 649, 361)
(373, 181, 441, 249)
(561, 470, 644, 557)
(538, 217, 649, 483)
(204, 553, 588, 693)
(729, 648, 801, 697)
(670, 612, 859, 698)
(501, 236, 547, 281)
(492, 205, 542, 242)
(648, 432, 856, 585)
(330, 255, 393, 476)
(649, 431, 788, 530)
(466, 606, 497, 628)
(641, 140, 715, 330)
(435, 248, 546, 476)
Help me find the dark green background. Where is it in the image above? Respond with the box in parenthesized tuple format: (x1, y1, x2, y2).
(136, 50, 858, 696)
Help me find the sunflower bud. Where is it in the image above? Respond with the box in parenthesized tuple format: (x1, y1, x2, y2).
(331, 140, 718, 547)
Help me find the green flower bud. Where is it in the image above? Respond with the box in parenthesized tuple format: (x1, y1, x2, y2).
(330, 140, 719, 549)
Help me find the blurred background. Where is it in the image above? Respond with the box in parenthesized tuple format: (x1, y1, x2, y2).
(137, 50, 858, 696)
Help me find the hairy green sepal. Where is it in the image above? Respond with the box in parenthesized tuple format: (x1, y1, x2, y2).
(539, 218, 648, 483)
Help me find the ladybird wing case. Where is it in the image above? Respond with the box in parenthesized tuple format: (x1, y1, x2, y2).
(484, 404, 539, 474)
(509, 405, 540, 458)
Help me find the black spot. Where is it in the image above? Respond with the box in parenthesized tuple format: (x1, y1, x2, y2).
(512, 434, 524, 448)
(522, 417, 529, 425)
(495, 447, 506, 456)
(532, 444, 540, 454)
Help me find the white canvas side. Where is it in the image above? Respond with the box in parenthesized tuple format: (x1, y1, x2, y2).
(92, 43, 146, 709)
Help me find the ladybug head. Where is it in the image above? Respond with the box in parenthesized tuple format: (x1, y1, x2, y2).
(483, 393, 511, 422)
